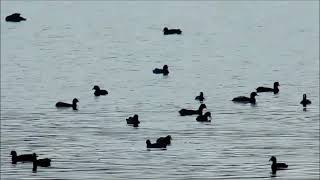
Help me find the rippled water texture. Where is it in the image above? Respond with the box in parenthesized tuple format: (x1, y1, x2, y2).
(1, 1, 319, 179)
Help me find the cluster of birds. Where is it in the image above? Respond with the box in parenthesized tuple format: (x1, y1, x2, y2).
(7, 13, 312, 175)
(10, 151, 51, 172)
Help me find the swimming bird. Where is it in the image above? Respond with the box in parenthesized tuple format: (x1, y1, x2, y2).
(163, 27, 182, 35)
(126, 114, 140, 127)
(55, 98, 79, 110)
(5, 13, 26, 22)
(256, 82, 280, 94)
(195, 92, 205, 102)
(156, 135, 172, 146)
(179, 104, 207, 116)
(32, 153, 51, 172)
(92, 85, 108, 96)
(196, 112, 212, 122)
(146, 139, 167, 149)
(300, 94, 311, 107)
(269, 156, 288, 174)
(11, 151, 34, 164)
(153, 65, 169, 75)
(232, 92, 258, 104)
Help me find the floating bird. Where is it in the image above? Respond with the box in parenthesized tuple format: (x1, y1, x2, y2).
(146, 139, 167, 149)
(195, 92, 205, 102)
(156, 135, 172, 146)
(163, 27, 182, 35)
(256, 82, 280, 94)
(92, 85, 108, 96)
(196, 112, 212, 122)
(232, 92, 258, 104)
(126, 114, 140, 127)
(5, 13, 26, 22)
(11, 150, 34, 164)
(32, 153, 51, 172)
(300, 94, 311, 107)
(56, 98, 79, 110)
(179, 104, 207, 116)
(153, 65, 169, 75)
(269, 156, 288, 174)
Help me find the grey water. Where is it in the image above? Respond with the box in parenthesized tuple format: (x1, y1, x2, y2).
(1, 1, 319, 179)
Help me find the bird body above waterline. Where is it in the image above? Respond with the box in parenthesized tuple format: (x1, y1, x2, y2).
(92, 85, 108, 96)
(256, 82, 280, 94)
(179, 104, 207, 116)
(56, 98, 79, 110)
(269, 156, 288, 174)
(232, 92, 258, 104)
(11, 151, 34, 164)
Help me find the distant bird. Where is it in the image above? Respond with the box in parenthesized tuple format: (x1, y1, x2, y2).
(300, 94, 311, 107)
(153, 65, 169, 75)
(11, 151, 34, 164)
(179, 104, 207, 116)
(196, 112, 212, 122)
(232, 92, 258, 104)
(156, 135, 172, 146)
(163, 27, 182, 35)
(92, 85, 108, 96)
(146, 139, 167, 149)
(32, 153, 51, 172)
(269, 156, 288, 174)
(126, 114, 140, 127)
(55, 98, 79, 110)
(5, 13, 26, 22)
(256, 82, 280, 94)
(195, 92, 205, 102)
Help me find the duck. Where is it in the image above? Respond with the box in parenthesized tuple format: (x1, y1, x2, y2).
(32, 153, 51, 172)
(232, 92, 258, 104)
(92, 85, 108, 96)
(163, 27, 182, 35)
(55, 98, 79, 110)
(300, 94, 311, 107)
(11, 150, 34, 164)
(196, 112, 212, 122)
(5, 13, 26, 22)
(195, 92, 205, 102)
(269, 156, 288, 174)
(179, 104, 207, 116)
(153, 65, 169, 75)
(146, 139, 167, 149)
(256, 82, 280, 94)
(126, 114, 140, 127)
(156, 135, 172, 146)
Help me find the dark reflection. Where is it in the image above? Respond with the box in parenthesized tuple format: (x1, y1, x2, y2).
(126, 114, 140, 127)
(92, 85, 108, 96)
(55, 98, 79, 110)
(5, 13, 26, 22)
(300, 94, 311, 108)
(179, 104, 206, 116)
(232, 92, 258, 104)
(270, 171, 277, 177)
(163, 27, 182, 35)
(153, 65, 169, 75)
(256, 81, 280, 94)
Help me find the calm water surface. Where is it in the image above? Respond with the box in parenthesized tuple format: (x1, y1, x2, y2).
(1, 1, 319, 179)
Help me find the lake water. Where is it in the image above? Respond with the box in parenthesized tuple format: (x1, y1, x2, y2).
(1, 1, 319, 179)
